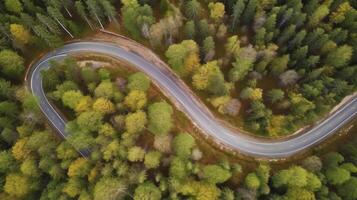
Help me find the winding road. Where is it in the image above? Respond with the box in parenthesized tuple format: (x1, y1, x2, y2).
(28, 41, 357, 159)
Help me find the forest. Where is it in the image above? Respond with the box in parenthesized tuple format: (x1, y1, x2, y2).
(0, 0, 356, 199)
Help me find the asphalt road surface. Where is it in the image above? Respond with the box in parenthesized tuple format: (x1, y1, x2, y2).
(29, 41, 357, 159)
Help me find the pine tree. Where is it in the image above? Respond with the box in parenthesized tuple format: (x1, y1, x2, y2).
(230, 0, 245, 31)
(242, 0, 257, 25)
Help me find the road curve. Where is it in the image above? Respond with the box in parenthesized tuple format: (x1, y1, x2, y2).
(29, 41, 357, 159)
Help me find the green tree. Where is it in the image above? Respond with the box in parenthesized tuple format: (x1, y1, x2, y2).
(170, 157, 188, 179)
(148, 101, 173, 136)
(267, 89, 284, 103)
(95, 81, 116, 99)
(75, 0, 94, 30)
(184, 20, 196, 39)
(125, 110, 147, 134)
(242, 0, 257, 24)
(184, 0, 201, 20)
(229, 58, 254, 82)
(144, 151, 162, 169)
(0, 50, 24, 79)
(128, 146, 145, 162)
(124, 90, 147, 111)
(338, 177, 357, 200)
(62, 90, 83, 110)
(202, 36, 215, 62)
(128, 72, 151, 92)
(245, 173, 260, 190)
(324, 45, 352, 68)
(308, 5, 329, 28)
(165, 40, 199, 76)
(173, 132, 195, 159)
(94, 177, 127, 200)
(76, 111, 103, 132)
(0, 151, 16, 173)
(230, 0, 245, 31)
(134, 182, 161, 200)
(202, 164, 232, 184)
(4, 173, 31, 197)
(270, 55, 289, 76)
(325, 167, 351, 185)
(4, 0, 23, 14)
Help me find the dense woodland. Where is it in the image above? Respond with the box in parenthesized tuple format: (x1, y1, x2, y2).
(0, 0, 356, 199)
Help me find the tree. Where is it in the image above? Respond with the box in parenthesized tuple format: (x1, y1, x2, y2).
(12, 138, 31, 161)
(325, 167, 351, 185)
(62, 90, 84, 110)
(230, 0, 245, 31)
(93, 97, 115, 114)
(75, 0, 94, 30)
(0, 49, 24, 79)
(254, 27, 266, 46)
(124, 90, 147, 111)
(47, 6, 73, 38)
(170, 157, 188, 179)
(179, 181, 221, 200)
(283, 188, 315, 200)
(165, 40, 199, 76)
(0, 79, 13, 99)
(63, 178, 83, 198)
(32, 25, 63, 48)
(10, 24, 31, 45)
(148, 102, 173, 136)
(202, 36, 215, 62)
(76, 111, 103, 132)
(264, 13, 277, 32)
(202, 164, 232, 184)
(229, 58, 254, 82)
(184, 0, 201, 20)
(225, 35, 240, 58)
(95, 81, 115, 99)
(242, 0, 257, 24)
(208, 2, 225, 22)
(173, 132, 195, 159)
(245, 173, 260, 190)
(240, 87, 263, 101)
(144, 151, 162, 169)
(289, 93, 315, 118)
(80, 66, 98, 84)
(4, 173, 31, 197)
(0, 151, 15, 173)
(193, 61, 228, 95)
(94, 177, 127, 200)
(338, 177, 357, 200)
(35, 13, 60, 36)
(279, 70, 299, 86)
(128, 146, 145, 162)
(308, 5, 329, 28)
(324, 45, 352, 68)
(184, 20, 196, 39)
(128, 72, 151, 92)
(67, 158, 89, 177)
(134, 182, 162, 200)
(99, 0, 117, 23)
(4, 0, 23, 14)
(301, 156, 322, 173)
(270, 55, 289, 76)
(267, 89, 284, 103)
(86, 0, 105, 29)
(125, 110, 147, 134)
(272, 166, 321, 191)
